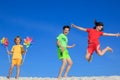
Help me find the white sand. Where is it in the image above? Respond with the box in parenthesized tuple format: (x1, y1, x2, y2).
(0, 76, 120, 80)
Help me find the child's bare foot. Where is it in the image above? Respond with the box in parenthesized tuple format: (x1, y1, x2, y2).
(7, 76, 10, 79)
(57, 76, 61, 80)
(64, 75, 67, 78)
(15, 76, 19, 79)
(88, 55, 92, 62)
(107, 46, 113, 52)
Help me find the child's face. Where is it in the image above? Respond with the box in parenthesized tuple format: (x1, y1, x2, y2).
(63, 28, 70, 35)
(96, 26, 103, 31)
(15, 38, 21, 45)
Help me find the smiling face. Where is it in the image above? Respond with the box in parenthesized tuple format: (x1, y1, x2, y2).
(14, 36, 21, 45)
(15, 38, 21, 45)
(96, 25, 103, 31)
(63, 28, 70, 35)
(94, 21, 104, 31)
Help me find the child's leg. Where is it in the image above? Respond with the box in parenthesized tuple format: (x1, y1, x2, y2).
(15, 65, 20, 79)
(85, 50, 92, 62)
(64, 58, 73, 77)
(7, 64, 14, 79)
(57, 59, 67, 79)
(96, 45, 113, 56)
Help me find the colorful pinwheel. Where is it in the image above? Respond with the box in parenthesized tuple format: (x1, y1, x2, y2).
(24, 37, 32, 48)
(1, 37, 9, 47)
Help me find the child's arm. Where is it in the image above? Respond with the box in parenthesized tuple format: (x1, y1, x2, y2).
(67, 44, 76, 48)
(103, 33, 120, 37)
(7, 50, 13, 55)
(22, 49, 27, 54)
(71, 24, 87, 32)
(57, 40, 65, 52)
(21, 46, 27, 54)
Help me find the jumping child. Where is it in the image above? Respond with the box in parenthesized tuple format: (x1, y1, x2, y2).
(71, 20, 120, 62)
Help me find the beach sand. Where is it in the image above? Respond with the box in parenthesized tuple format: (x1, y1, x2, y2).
(0, 76, 120, 80)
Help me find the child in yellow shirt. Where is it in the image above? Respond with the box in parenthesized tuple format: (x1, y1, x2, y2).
(7, 36, 26, 79)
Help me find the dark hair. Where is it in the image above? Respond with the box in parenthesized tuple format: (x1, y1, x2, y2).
(93, 20, 104, 31)
(14, 36, 22, 44)
(63, 25, 70, 31)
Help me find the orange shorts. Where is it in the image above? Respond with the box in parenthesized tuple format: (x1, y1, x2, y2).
(12, 59, 22, 66)
(87, 43, 100, 55)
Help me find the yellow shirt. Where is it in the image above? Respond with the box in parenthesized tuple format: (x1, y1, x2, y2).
(11, 45, 24, 59)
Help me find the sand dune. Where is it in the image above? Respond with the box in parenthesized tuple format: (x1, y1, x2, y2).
(0, 76, 120, 80)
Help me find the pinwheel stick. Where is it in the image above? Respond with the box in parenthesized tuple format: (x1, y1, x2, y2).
(22, 48, 28, 64)
(6, 47, 10, 63)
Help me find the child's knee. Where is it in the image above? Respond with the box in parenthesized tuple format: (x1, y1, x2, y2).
(98, 53, 103, 56)
(97, 52, 103, 56)
(69, 61, 73, 66)
(85, 55, 89, 60)
(62, 62, 67, 66)
(85, 54, 92, 61)
(10, 66, 14, 70)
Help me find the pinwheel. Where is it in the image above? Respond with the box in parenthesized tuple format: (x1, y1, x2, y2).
(1, 37, 9, 47)
(24, 37, 32, 48)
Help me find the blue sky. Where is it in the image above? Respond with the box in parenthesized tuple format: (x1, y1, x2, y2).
(0, 0, 120, 78)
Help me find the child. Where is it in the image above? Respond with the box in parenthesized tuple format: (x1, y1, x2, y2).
(7, 36, 26, 79)
(56, 26, 75, 79)
(71, 20, 120, 62)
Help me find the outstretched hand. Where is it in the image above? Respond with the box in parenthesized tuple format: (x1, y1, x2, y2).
(71, 24, 76, 27)
(116, 33, 120, 37)
(118, 33, 120, 36)
(67, 44, 76, 48)
(71, 44, 76, 48)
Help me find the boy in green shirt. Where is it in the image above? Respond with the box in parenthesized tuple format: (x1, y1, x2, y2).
(57, 26, 75, 79)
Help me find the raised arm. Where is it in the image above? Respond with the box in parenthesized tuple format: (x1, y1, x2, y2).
(103, 33, 120, 37)
(71, 24, 87, 32)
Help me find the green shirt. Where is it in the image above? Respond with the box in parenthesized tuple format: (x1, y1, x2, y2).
(57, 33, 68, 49)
